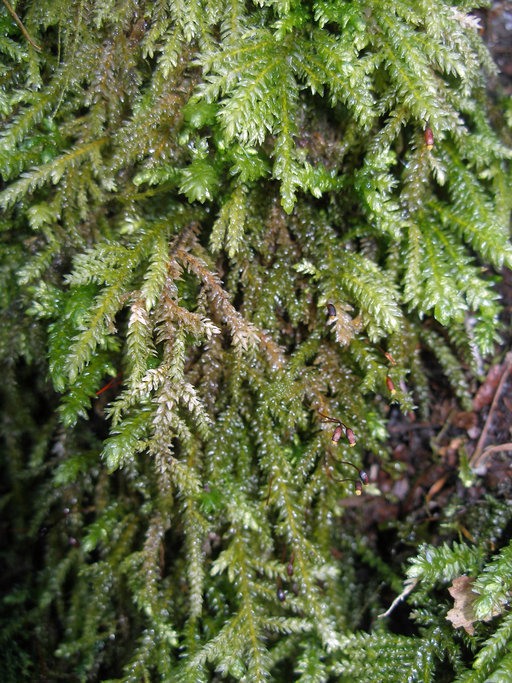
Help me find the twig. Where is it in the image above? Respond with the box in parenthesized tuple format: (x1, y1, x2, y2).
(378, 578, 418, 618)
(470, 352, 512, 468)
(36, 635, 48, 681)
(3, 0, 42, 51)
(471, 442, 512, 471)
(96, 372, 123, 396)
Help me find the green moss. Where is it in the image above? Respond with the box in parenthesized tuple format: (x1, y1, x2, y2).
(1, 0, 512, 680)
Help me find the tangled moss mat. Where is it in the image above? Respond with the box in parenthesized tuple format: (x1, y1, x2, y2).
(2, 1, 512, 681)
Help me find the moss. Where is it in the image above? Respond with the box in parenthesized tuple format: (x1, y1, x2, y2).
(1, 0, 512, 680)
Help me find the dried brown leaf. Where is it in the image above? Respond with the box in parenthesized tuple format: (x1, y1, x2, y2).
(446, 576, 477, 635)
(453, 411, 478, 431)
